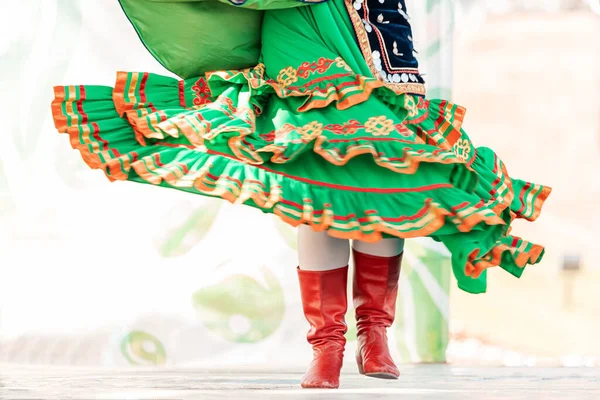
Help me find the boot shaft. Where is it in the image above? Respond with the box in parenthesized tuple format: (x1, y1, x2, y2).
(297, 266, 349, 347)
(352, 250, 403, 334)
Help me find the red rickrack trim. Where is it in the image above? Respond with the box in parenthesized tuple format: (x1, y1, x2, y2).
(178, 80, 186, 108)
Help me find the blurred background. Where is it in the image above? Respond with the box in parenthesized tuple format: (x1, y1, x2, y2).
(0, 0, 598, 370)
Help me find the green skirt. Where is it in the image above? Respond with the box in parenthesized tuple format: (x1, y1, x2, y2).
(50, 5, 550, 294)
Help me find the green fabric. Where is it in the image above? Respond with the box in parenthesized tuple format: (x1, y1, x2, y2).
(51, 0, 550, 294)
(119, 0, 261, 78)
(119, 0, 322, 78)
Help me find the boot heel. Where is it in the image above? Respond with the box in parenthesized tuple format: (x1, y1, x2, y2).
(356, 350, 365, 375)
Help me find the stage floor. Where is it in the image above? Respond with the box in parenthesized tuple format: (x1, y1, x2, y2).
(2, 365, 599, 399)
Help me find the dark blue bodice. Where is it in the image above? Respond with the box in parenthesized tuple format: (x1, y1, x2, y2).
(351, 0, 424, 87)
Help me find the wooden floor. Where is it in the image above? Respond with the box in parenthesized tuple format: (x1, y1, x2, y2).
(2, 365, 599, 399)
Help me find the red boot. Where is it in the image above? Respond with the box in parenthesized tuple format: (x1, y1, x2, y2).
(352, 249, 403, 379)
(297, 266, 348, 389)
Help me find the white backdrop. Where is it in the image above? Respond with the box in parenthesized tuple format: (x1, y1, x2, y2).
(0, 0, 455, 368)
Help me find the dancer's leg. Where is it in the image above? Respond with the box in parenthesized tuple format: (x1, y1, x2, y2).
(351, 238, 405, 379)
(352, 238, 404, 257)
(297, 225, 350, 271)
(296, 225, 349, 389)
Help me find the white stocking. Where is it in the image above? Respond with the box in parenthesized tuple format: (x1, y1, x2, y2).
(297, 226, 406, 270)
(352, 238, 405, 257)
(297, 225, 350, 271)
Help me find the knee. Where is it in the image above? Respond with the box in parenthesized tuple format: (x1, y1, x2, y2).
(352, 238, 405, 257)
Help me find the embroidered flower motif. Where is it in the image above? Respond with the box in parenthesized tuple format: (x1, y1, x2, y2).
(277, 66, 298, 88)
(365, 116, 394, 136)
(452, 138, 472, 162)
(191, 78, 212, 106)
(297, 121, 324, 140)
(404, 95, 419, 118)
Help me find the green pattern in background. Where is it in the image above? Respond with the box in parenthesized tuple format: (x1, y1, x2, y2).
(395, 241, 450, 363)
(345, 308, 358, 342)
(192, 266, 285, 343)
(121, 331, 167, 365)
(154, 199, 221, 258)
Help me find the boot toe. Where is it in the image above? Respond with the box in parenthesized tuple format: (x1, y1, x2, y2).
(301, 380, 339, 389)
(301, 375, 340, 389)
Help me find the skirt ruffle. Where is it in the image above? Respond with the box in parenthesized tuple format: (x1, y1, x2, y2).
(51, 64, 550, 294)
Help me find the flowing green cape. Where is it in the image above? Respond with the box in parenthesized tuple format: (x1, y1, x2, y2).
(119, 0, 315, 78)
